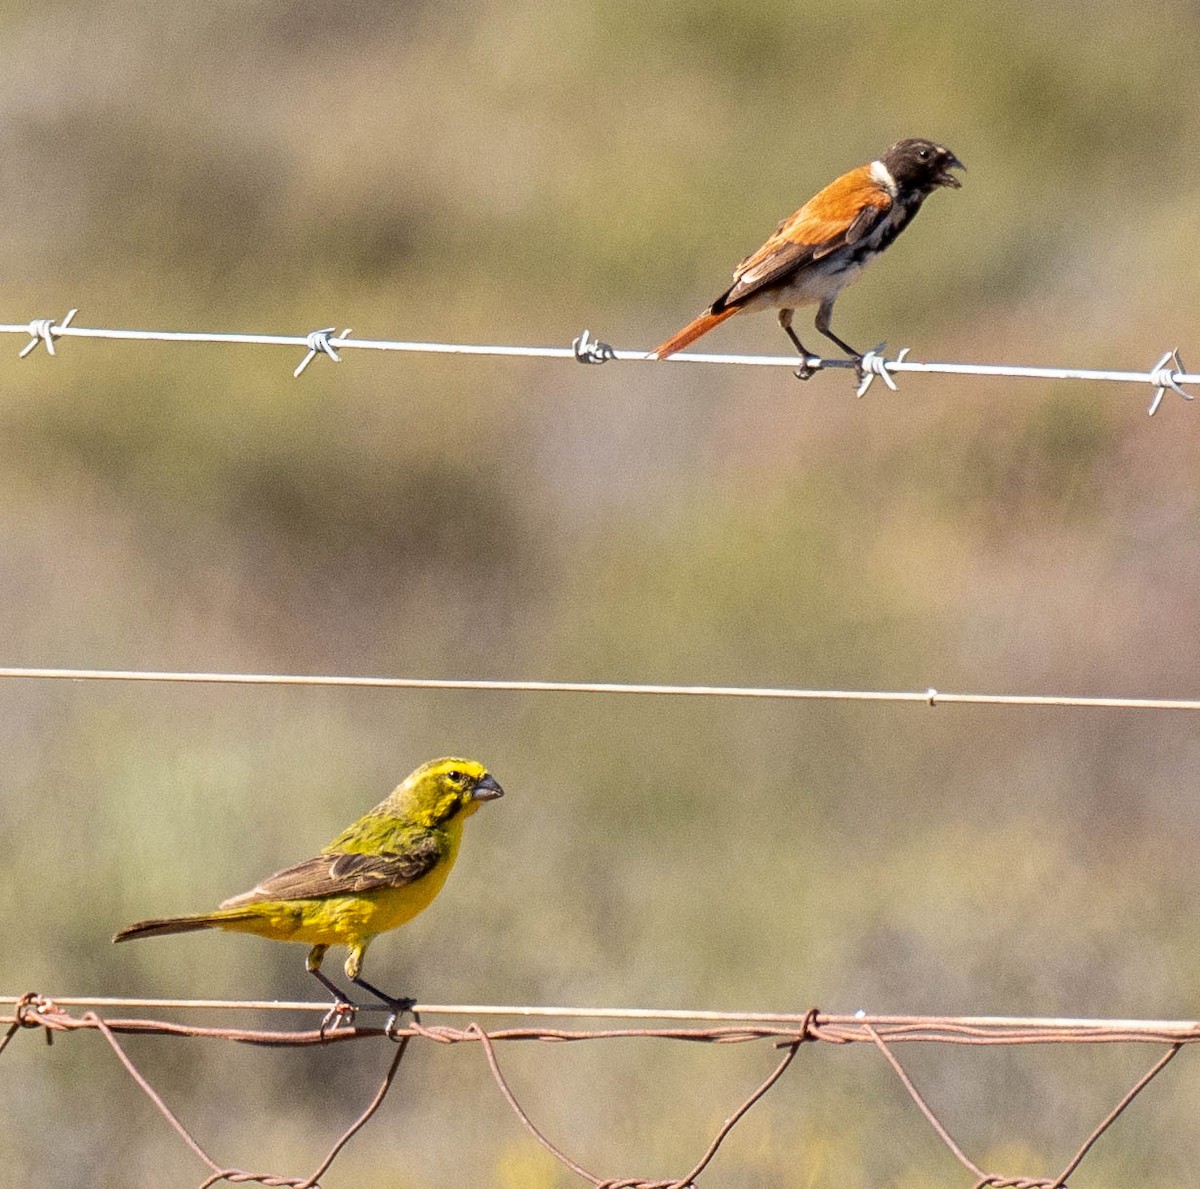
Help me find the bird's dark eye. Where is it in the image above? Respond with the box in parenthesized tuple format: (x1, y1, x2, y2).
(447, 770, 465, 783)
(918, 147, 930, 160)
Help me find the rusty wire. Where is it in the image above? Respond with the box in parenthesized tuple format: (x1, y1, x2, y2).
(4, 996, 1193, 1188)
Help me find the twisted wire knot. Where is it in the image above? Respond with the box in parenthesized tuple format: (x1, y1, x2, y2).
(573, 328, 616, 364)
(1147, 348, 1193, 415)
(855, 345, 908, 396)
(19, 308, 77, 358)
(294, 327, 351, 377)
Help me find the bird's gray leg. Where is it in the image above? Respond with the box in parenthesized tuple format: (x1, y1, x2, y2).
(778, 308, 816, 380)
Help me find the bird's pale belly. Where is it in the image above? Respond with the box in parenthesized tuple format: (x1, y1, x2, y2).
(738, 256, 868, 312)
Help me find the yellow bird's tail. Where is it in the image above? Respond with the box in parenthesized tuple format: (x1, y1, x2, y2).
(649, 306, 739, 360)
(113, 911, 248, 943)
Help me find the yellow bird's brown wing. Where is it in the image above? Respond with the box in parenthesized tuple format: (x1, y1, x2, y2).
(219, 837, 442, 907)
(717, 166, 893, 310)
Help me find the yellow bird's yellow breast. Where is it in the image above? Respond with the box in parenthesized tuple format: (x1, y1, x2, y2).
(217, 817, 465, 950)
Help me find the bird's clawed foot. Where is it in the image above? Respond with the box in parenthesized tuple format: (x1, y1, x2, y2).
(319, 998, 358, 1038)
(384, 1001, 417, 1040)
(310, 965, 359, 1037)
(778, 311, 819, 380)
(377, 996, 417, 1039)
(311, 972, 417, 1038)
(352, 975, 417, 1039)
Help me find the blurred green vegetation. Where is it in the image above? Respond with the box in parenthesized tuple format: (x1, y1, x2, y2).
(4, 0, 1200, 1183)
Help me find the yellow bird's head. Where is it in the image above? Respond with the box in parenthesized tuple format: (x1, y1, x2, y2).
(392, 756, 504, 828)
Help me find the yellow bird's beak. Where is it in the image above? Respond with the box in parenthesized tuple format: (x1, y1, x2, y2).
(473, 773, 504, 802)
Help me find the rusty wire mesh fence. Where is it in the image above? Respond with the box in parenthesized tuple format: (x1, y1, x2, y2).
(3, 994, 1194, 1188)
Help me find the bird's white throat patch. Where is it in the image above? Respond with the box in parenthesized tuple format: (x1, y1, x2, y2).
(870, 159, 898, 197)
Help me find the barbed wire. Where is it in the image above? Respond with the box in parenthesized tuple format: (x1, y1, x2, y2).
(3, 995, 1190, 1188)
(3, 664, 1200, 714)
(3, 311, 1194, 411)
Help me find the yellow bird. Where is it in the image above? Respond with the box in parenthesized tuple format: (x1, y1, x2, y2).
(114, 757, 504, 1021)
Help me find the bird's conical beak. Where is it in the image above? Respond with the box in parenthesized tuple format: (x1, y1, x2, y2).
(473, 773, 504, 801)
(939, 154, 966, 188)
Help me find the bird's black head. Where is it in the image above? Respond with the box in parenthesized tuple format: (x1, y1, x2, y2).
(882, 139, 965, 193)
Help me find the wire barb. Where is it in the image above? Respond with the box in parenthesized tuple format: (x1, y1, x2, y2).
(18, 308, 77, 358)
(294, 327, 351, 378)
(573, 329, 616, 364)
(855, 345, 908, 397)
(1146, 348, 1193, 415)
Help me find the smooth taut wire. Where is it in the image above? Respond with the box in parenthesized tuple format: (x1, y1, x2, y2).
(2, 666, 1199, 712)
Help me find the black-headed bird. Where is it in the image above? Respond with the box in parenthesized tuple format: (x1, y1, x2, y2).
(651, 137, 964, 376)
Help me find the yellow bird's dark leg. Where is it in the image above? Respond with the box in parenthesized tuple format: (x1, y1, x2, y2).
(307, 944, 357, 1036)
(345, 943, 415, 1037)
(350, 976, 416, 1034)
(777, 309, 816, 381)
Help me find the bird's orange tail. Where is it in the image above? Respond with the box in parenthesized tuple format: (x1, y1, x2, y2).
(649, 306, 739, 360)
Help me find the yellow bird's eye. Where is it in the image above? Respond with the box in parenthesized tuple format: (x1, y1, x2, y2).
(447, 770, 465, 784)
